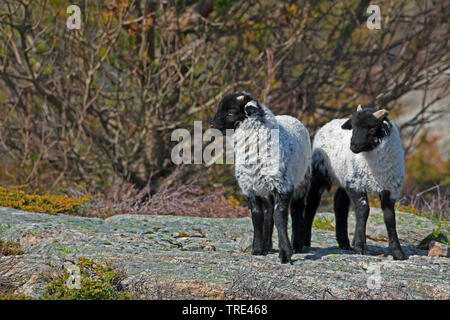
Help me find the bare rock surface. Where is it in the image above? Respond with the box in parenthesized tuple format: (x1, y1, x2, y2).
(0, 206, 448, 299)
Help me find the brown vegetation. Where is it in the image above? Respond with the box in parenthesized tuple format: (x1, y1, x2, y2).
(0, 1, 448, 217)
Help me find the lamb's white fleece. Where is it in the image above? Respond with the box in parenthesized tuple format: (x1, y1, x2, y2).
(312, 118, 404, 200)
(231, 104, 311, 199)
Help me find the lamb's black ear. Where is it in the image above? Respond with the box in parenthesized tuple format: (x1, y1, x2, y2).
(244, 100, 263, 116)
(341, 119, 352, 130)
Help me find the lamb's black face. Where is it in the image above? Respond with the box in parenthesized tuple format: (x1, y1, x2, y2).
(341, 107, 391, 154)
(210, 92, 261, 133)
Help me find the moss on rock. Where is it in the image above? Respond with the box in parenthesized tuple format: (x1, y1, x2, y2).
(42, 258, 132, 300)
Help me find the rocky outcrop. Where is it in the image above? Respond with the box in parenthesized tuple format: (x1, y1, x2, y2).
(0, 206, 448, 299)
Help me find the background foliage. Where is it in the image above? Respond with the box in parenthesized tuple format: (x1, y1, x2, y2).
(0, 0, 448, 217)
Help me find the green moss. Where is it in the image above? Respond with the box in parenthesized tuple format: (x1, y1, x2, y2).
(313, 215, 335, 231)
(176, 232, 190, 238)
(41, 258, 132, 300)
(418, 223, 450, 249)
(0, 239, 24, 256)
(0, 293, 33, 300)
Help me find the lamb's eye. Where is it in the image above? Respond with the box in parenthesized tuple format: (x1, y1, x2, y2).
(368, 128, 376, 135)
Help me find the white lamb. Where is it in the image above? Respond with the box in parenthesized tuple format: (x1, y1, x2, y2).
(304, 105, 406, 260)
(211, 92, 311, 263)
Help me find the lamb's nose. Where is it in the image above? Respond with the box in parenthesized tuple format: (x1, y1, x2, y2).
(350, 143, 360, 153)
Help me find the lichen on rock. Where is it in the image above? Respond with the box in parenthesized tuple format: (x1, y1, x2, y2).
(0, 206, 448, 300)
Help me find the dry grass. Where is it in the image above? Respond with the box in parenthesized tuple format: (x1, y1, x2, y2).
(0, 240, 23, 257)
(399, 185, 449, 221)
(321, 185, 449, 222)
(1, 174, 446, 222)
(70, 171, 250, 219)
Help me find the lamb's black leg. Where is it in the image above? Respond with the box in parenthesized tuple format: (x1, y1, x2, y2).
(274, 191, 293, 263)
(347, 190, 369, 255)
(303, 193, 319, 247)
(304, 167, 331, 247)
(290, 195, 305, 253)
(248, 195, 265, 255)
(262, 197, 274, 254)
(334, 187, 351, 250)
(380, 191, 406, 260)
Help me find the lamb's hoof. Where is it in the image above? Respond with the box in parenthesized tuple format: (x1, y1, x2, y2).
(338, 243, 351, 251)
(354, 243, 368, 255)
(292, 242, 304, 254)
(279, 248, 293, 264)
(279, 255, 291, 264)
(337, 238, 351, 250)
(391, 247, 407, 260)
(251, 248, 266, 256)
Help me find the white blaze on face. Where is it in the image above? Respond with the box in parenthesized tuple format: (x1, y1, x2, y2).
(357, 104, 362, 112)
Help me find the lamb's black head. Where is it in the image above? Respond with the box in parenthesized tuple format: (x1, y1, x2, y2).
(341, 105, 391, 154)
(210, 92, 263, 133)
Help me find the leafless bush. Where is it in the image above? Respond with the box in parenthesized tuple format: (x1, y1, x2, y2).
(0, 0, 448, 196)
(399, 185, 450, 220)
(71, 168, 249, 218)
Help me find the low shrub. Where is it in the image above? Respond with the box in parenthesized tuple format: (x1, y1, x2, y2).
(0, 185, 90, 215)
(42, 258, 132, 300)
(71, 172, 250, 218)
(0, 239, 23, 256)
